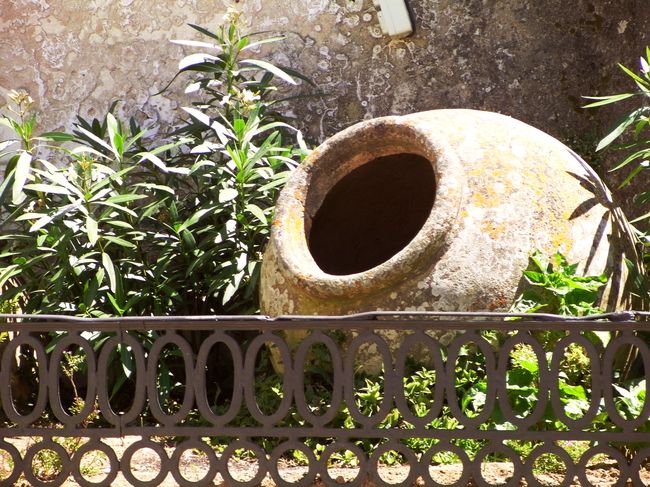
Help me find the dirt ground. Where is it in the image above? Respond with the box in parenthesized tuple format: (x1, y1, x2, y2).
(1, 436, 644, 486)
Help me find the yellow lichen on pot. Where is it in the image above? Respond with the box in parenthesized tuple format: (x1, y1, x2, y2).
(260, 109, 638, 371)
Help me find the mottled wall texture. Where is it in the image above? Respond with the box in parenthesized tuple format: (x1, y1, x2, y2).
(1, 0, 649, 207)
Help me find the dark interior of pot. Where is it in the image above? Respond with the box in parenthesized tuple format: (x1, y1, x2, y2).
(308, 153, 436, 275)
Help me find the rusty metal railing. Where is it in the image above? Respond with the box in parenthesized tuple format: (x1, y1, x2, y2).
(0, 313, 649, 486)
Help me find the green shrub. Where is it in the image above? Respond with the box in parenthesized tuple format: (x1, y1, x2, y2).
(583, 46, 650, 214)
(509, 250, 607, 317)
(584, 47, 650, 300)
(0, 13, 307, 317)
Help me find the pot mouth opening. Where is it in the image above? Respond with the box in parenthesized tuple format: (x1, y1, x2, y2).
(307, 152, 436, 276)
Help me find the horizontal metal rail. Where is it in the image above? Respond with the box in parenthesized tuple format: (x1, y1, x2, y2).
(0, 313, 648, 486)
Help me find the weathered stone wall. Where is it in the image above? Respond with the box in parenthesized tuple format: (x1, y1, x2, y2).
(2, 0, 649, 206)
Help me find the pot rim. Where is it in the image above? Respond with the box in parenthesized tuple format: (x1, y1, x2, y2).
(269, 113, 465, 299)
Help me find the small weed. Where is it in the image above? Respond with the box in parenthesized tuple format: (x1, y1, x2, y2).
(510, 250, 606, 317)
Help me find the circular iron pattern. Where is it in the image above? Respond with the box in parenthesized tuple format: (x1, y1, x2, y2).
(0, 440, 23, 487)
(318, 441, 367, 487)
(294, 331, 344, 427)
(471, 443, 523, 487)
(420, 442, 471, 487)
(629, 445, 650, 486)
(497, 332, 550, 429)
(269, 440, 317, 487)
(575, 444, 629, 487)
(96, 333, 147, 426)
(71, 439, 119, 487)
(446, 331, 497, 429)
(0, 333, 49, 427)
(48, 333, 97, 426)
(219, 440, 268, 487)
(523, 444, 575, 487)
(22, 440, 71, 487)
(1, 317, 649, 486)
(393, 331, 445, 426)
(549, 332, 602, 430)
(343, 331, 396, 428)
(243, 332, 294, 427)
(369, 441, 418, 487)
(194, 330, 244, 426)
(120, 439, 169, 487)
(146, 331, 195, 426)
(602, 331, 650, 431)
(169, 438, 218, 487)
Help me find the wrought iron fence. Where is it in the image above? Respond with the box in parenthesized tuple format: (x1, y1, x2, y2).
(0, 312, 649, 486)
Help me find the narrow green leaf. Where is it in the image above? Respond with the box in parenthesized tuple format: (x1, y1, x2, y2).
(596, 109, 643, 151)
(107, 293, 124, 316)
(106, 113, 124, 159)
(188, 23, 220, 40)
(178, 53, 220, 70)
(246, 203, 267, 224)
(0, 118, 14, 130)
(181, 229, 196, 249)
(15, 212, 46, 222)
(610, 148, 649, 172)
(86, 215, 99, 246)
(244, 121, 294, 145)
(240, 59, 297, 85)
(182, 107, 211, 127)
(258, 175, 290, 192)
(102, 252, 116, 292)
(23, 183, 71, 195)
(582, 93, 635, 108)
(0, 140, 18, 152)
(219, 187, 238, 203)
(74, 125, 114, 154)
(29, 214, 54, 232)
(133, 183, 175, 194)
(119, 344, 134, 378)
(95, 201, 137, 217)
(618, 162, 645, 188)
(177, 207, 212, 233)
(103, 236, 136, 249)
(142, 137, 192, 156)
(241, 35, 286, 51)
(274, 64, 318, 87)
(631, 210, 650, 223)
(0, 265, 21, 290)
(105, 220, 134, 229)
(211, 119, 234, 145)
(222, 281, 237, 305)
(619, 63, 650, 87)
(36, 131, 75, 142)
(12, 151, 32, 204)
(0, 167, 15, 207)
(105, 194, 148, 204)
(28, 201, 82, 231)
(138, 152, 189, 175)
(70, 145, 110, 159)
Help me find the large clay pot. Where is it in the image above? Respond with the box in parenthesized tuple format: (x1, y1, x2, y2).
(260, 109, 637, 349)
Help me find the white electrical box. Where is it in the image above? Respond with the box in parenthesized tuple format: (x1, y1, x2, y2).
(372, 0, 413, 38)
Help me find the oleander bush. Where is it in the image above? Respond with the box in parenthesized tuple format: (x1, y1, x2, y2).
(0, 12, 309, 411)
(0, 12, 307, 317)
(585, 47, 650, 298)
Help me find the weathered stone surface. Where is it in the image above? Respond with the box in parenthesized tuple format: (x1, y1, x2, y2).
(261, 109, 637, 319)
(2, 0, 649, 214)
(2, 0, 648, 141)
